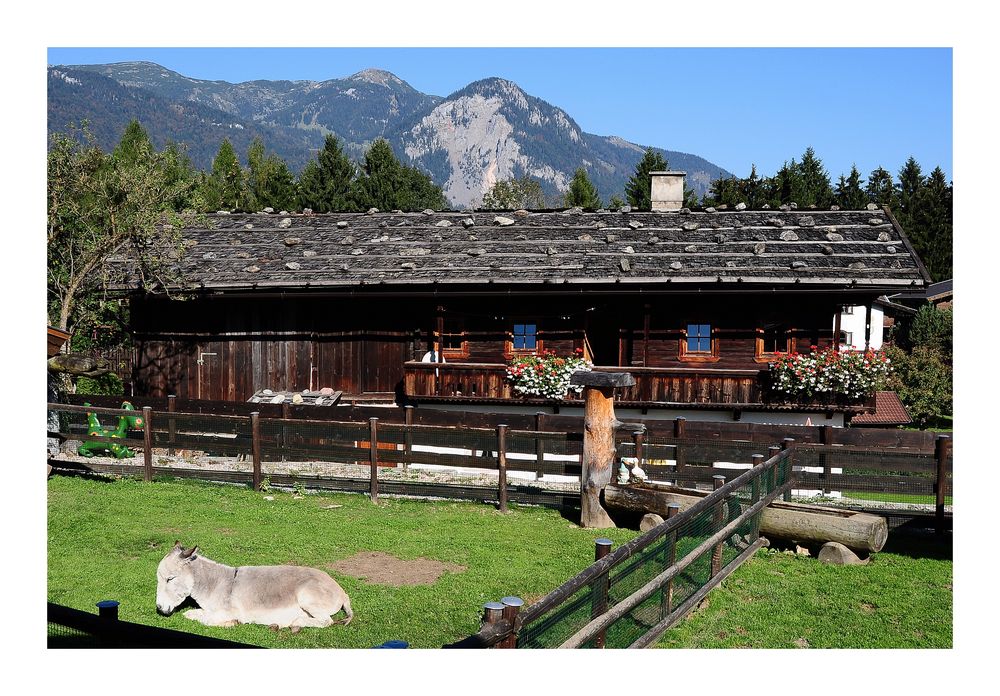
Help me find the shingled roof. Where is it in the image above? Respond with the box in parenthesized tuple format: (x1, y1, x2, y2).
(133, 206, 930, 293)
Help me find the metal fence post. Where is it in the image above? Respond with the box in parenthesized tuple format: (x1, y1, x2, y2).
(96, 599, 120, 648)
(592, 538, 613, 648)
(935, 435, 952, 535)
(498, 596, 523, 649)
(403, 405, 414, 471)
(750, 454, 765, 539)
(369, 417, 379, 503)
(482, 601, 504, 631)
(281, 402, 291, 462)
(767, 445, 780, 494)
(250, 413, 261, 491)
(167, 395, 177, 456)
(497, 424, 508, 513)
(142, 406, 153, 482)
(660, 503, 680, 619)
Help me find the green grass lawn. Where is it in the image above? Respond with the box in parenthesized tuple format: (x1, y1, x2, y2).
(48, 474, 952, 649)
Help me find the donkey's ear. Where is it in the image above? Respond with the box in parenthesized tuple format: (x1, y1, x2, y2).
(179, 545, 198, 560)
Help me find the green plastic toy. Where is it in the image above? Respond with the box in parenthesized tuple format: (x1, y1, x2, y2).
(77, 401, 144, 459)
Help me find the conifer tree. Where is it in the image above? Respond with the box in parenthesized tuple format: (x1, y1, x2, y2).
(246, 137, 296, 211)
(203, 138, 253, 211)
(865, 166, 898, 208)
(113, 119, 154, 166)
(350, 138, 447, 211)
(797, 147, 834, 207)
(297, 134, 356, 212)
(834, 165, 868, 209)
(563, 167, 602, 209)
(908, 166, 952, 282)
(625, 148, 668, 210)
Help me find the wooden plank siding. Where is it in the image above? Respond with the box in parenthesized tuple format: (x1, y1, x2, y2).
(130, 292, 861, 405)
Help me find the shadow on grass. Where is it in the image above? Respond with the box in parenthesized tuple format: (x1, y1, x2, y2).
(882, 525, 952, 561)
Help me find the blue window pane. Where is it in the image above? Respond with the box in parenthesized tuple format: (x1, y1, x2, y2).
(700, 324, 711, 337)
(687, 323, 699, 337)
(525, 335, 536, 349)
(687, 337, 699, 352)
(514, 324, 525, 335)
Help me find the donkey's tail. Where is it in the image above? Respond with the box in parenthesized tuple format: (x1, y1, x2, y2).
(335, 596, 353, 626)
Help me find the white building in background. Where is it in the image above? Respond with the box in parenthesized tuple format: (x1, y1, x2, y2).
(835, 304, 884, 351)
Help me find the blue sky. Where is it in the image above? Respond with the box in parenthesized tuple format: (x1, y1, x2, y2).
(46, 47, 952, 183)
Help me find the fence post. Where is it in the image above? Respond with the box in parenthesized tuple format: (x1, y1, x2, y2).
(96, 599, 121, 648)
(767, 445, 780, 493)
(820, 425, 834, 495)
(167, 395, 177, 456)
(142, 406, 154, 482)
(497, 424, 508, 513)
(498, 596, 523, 649)
(535, 412, 547, 480)
(403, 405, 414, 471)
(250, 413, 261, 491)
(633, 430, 645, 473)
(711, 475, 726, 577)
(591, 538, 613, 648)
(281, 402, 291, 462)
(781, 438, 795, 501)
(674, 417, 687, 486)
(660, 503, 681, 619)
(750, 453, 764, 506)
(369, 417, 379, 503)
(482, 601, 504, 632)
(935, 435, 951, 535)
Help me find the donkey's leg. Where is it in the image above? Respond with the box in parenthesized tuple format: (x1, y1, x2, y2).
(184, 608, 239, 627)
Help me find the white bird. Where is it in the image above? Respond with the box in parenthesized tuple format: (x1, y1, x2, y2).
(630, 465, 647, 483)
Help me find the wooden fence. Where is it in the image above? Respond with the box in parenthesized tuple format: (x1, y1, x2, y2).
(64, 393, 949, 453)
(445, 450, 794, 649)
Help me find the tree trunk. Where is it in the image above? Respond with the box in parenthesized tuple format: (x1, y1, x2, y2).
(604, 482, 887, 553)
(580, 385, 618, 529)
(47, 353, 113, 377)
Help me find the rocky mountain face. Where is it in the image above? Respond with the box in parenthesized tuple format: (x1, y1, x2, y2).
(48, 62, 730, 207)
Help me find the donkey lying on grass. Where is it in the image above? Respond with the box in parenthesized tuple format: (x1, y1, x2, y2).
(156, 542, 353, 631)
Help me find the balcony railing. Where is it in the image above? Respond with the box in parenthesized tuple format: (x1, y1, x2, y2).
(403, 361, 874, 411)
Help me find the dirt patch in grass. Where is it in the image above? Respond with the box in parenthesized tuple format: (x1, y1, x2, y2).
(328, 551, 465, 586)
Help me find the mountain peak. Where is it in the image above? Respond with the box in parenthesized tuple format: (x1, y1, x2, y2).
(348, 68, 406, 88)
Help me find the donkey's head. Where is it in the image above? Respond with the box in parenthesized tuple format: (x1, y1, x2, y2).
(156, 542, 199, 616)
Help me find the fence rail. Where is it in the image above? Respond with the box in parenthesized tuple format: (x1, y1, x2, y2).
(449, 450, 794, 649)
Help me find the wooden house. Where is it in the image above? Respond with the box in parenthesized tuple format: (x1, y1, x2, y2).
(116, 173, 930, 425)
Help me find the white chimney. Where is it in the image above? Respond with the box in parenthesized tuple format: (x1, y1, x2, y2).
(650, 171, 686, 211)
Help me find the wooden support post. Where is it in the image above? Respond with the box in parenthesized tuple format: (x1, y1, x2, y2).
(592, 538, 613, 648)
(280, 402, 291, 462)
(633, 430, 645, 473)
(497, 424, 509, 513)
(935, 435, 951, 535)
(711, 475, 726, 577)
(403, 405, 414, 471)
(570, 371, 636, 529)
(142, 406, 153, 482)
(767, 445, 781, 493)
(834, 306, 842, 353)
(821, 425, 834, 495)
(864, 303, 872, 351)
(674, 417, 687, 486)
(167, 395, 177, 456)
(535, 412, 547, 480)
(498, 596, 523, 649)
(369, 417, 379, 503)
(782, 438, 795, 501)
(250, 413, 262, 491)
(660, 503, 680, 619)
(750, 454, 764, 537)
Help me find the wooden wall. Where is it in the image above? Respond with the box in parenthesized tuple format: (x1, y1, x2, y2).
(130, 292, 861, 402)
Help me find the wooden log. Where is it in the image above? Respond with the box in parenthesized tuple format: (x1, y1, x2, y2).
(571, 371, 636, 529)
(604, 482, 887, 553)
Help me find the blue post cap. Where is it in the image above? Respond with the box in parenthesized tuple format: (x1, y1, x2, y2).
(595, 538, 613, 547)
(96, 600, 120, 609)
(372, 640, 409, 649)
(501, 596, 524, 607)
